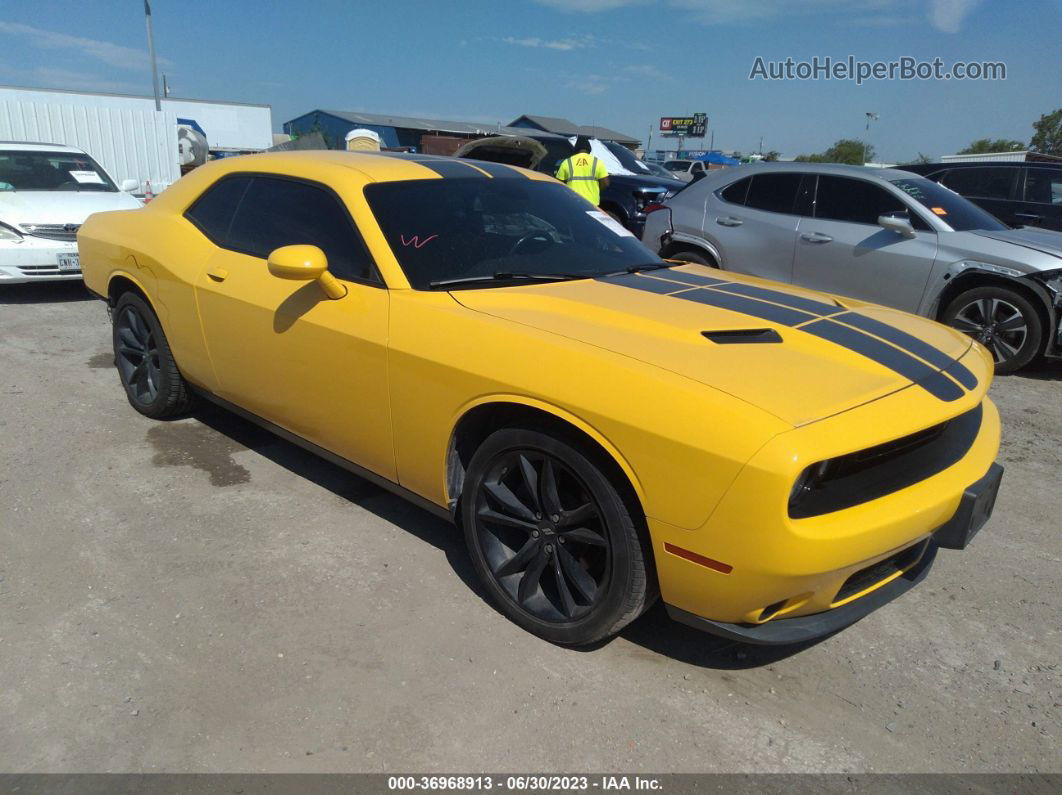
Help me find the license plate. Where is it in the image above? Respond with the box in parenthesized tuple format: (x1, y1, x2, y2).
(57, 253, 80, 272)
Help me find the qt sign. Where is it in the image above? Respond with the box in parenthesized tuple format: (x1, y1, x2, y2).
(660, 113, 707, 136)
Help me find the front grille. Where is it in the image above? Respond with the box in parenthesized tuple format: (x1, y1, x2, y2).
(789, 404, 983, 518)
(833, 540, 928, 604)
(17, 264, 63, 275)
(21, 223, 80, 241)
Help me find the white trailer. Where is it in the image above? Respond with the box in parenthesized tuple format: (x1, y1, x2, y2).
(0, 85, 272, 194)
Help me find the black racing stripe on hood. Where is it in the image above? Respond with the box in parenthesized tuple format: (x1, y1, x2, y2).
(834, 311, 978, 390)
(801, 319, 964, 402)
(677, 287, 818, 327)
(642, 270, 728, 288)
(605, 274, 971, 402)
(601, 273, 695, 294)
(711, 281, 841, 317)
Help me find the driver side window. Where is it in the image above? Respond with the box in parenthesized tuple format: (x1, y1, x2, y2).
(185, 174, 378, 284)
(814, 175, 930, 230)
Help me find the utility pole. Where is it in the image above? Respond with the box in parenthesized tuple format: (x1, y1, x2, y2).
(863, 112, 879, 165)
(162, 73, 170, 98)
(144, 0, 161, 111)
(646, 123, 652, 156)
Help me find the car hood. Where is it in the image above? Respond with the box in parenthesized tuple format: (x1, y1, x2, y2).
(0, 190, 142, 228)
(970, 227, 1062, 264)
(450, 266, 980, 427)
(608, 172, 685, 190)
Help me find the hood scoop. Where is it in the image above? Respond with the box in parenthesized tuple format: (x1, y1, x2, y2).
(701, 328, 782, 344)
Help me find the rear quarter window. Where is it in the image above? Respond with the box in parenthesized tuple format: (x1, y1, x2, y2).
(184, 176, 253, 243)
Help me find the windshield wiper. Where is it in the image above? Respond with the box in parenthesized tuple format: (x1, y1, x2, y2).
(597, 262, 676, 278)
(428, 272, 588, 290)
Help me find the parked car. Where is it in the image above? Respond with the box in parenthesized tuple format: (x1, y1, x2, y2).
(643, 161, 677, 180)
(454, 135, 683, 238)
(79, 151, 1002, 646)
(661, 158, 708, 182)
(0, 141, 141, 283)
(643, 163, 1062, 372)
(899, 160, 1062, 232)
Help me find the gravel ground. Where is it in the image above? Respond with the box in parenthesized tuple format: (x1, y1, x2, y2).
(0, 282, 1059, 773)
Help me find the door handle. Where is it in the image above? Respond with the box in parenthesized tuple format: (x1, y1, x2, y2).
(800, 231, 833, 243)
(716, 216, 743, 227)
(207, 267, 229, 282)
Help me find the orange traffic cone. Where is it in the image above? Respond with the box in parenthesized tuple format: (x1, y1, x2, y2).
(144, 180, 155, 203)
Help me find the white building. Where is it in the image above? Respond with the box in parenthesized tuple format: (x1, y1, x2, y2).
(0, 85, 272, 193)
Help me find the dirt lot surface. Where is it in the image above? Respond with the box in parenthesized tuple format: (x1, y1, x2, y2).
(1, 283, 1059, 773)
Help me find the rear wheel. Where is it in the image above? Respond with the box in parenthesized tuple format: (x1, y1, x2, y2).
(668, 249, 715, 267)
(942, 286, 1043, 374)
(462, 427, 653, 645)
(112, 292, 193, 417)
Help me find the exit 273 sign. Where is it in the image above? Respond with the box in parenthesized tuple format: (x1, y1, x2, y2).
(660, 113, 707, 136)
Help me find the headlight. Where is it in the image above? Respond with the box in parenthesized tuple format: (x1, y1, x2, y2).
(789, 459, 833, 516)
(0, 222, 24, 243)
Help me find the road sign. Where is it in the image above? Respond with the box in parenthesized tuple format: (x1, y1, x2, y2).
(660, 113, 707, 137)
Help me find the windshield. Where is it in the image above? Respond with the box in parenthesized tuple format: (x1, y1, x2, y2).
(644, 162, 674, 179)
(0, 150, 116, 192)
(364, 178, 664, 289)
(663, 161, 689, 172)
(889, 177, 1007, 232)
(603, 141, 651, 174)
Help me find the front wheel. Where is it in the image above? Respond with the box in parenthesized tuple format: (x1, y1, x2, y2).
(668, 249, 715, 267)
(942, 286, 1043, 374)
(462, 427, 654, 645)
(112, 291, 193, 417)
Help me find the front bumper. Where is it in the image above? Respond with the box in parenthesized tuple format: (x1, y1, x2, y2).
(666, 461, 1003, 644)
(0, 238, 82, 283)
(666, 541, 938, 645)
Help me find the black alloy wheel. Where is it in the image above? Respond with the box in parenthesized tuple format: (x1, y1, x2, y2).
(115, 302, 162, 405)
(111, 291, 193, 418)
(462, 427, 654, 645)
(475, 450, 610, 622)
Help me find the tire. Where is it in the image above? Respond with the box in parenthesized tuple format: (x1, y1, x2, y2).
(941, 286, 1043, 374)
(461, 427, 654, 645)
(112, 291, 193, 418)
(668, 249, 715, 267)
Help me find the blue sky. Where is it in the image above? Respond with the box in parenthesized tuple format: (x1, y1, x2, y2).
(0, 0, 1059, 162)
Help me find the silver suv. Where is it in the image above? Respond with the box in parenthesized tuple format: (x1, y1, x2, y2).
(642, 163, 1062, 372)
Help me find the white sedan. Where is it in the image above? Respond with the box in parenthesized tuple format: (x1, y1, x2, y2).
(0, 142, 142, 283)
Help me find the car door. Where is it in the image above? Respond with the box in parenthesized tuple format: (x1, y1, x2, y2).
(189, 173, 395, 480)
(1015, 167, 1062, 231)
(936, 167, 1020, 227)
(792, 174, 938, 312)
(707, 172, 806, 283)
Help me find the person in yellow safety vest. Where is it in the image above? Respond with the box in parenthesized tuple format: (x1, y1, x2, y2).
(555, 136, 610, 207)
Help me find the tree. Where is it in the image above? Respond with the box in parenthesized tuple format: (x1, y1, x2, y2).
(763, 150, 780, 161)
(1030, 108, 1062, 156)
(795, 139, 871, 165)
(958, 138, 1025, 155)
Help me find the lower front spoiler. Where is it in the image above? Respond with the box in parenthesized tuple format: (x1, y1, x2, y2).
(664, 542, 938, 646)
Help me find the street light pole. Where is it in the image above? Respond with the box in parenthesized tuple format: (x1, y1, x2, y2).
(144, 0, 161, 111)
(863, 112, 879, 165)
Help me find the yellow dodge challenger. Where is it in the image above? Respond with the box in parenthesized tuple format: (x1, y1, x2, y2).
(78, 151, 1003, 646)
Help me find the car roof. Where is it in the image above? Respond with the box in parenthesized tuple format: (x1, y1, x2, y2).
(700, 161, 922, 183)
(0, 141, 88, 153)
(904, 160, 1062, 170)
